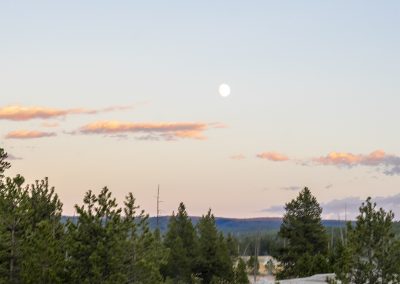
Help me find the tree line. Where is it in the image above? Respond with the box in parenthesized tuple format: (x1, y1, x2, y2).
(2, 146, 400, 283)
(0, 148, 248, 284)
(275, 187, 400, 283)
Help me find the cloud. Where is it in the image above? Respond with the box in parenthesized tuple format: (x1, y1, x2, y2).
(0, 105, 133, 121)
(5, 130, 56, 139)
(280, 186, 302, 191)
(230, 154, 246, 160)
(262, 194, 400, 220)
(321, 194, 400, 220)
(256, 152, 289, 162)
(76, 121, 219, 140)
(315, 150, 400, 175)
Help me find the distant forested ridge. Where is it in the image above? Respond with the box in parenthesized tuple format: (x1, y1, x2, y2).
(62, 216, 352, 235)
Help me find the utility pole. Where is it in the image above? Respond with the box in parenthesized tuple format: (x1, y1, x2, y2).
(156, 185, 160, 229)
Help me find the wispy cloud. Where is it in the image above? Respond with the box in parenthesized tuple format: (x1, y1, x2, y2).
(0, 105, 133, 121)
(230, 154, 246, 160)
(75, 121, 220, 140)
(281, 186, 302, 191)
(256, 152, 289, 162)
(314, 150, 400, 175)
(262, 193, 400, 220)
(5, 130, 56, 139)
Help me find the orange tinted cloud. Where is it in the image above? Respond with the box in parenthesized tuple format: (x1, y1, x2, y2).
(256, 152, 289, 162)
(315, 150, 400, 175)
(315, 150, 386, 166)
(78, 121, 216, 140)
(0, 105, 133, 121)
(5, 130, 56, 139)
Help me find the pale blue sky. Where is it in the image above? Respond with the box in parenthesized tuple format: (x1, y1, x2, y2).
(1, 1, 400, 218)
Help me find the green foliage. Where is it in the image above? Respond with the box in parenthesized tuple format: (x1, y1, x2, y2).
(276, 187, 329, 279)
(0, 149, 10, 181)
(234, 258, 249, 284)
(162, 202, 199, 283)
(4, 145, 400, 283)
(334, 197, 400, 284)
(196, 209, 234, 283)
(246, 255, 259, 275)
(0, 150, 65, 284)
(123, 193, 167, 283)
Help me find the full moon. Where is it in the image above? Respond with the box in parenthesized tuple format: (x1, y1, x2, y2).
(218, 83, 231, 97)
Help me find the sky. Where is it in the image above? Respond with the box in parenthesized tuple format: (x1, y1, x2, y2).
(1, 1, 400, 219)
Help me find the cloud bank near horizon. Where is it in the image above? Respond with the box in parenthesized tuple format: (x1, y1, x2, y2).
(0, 105, 133, 121)
(262, 193, 400, 220)
(315, 150, 400, 175)
(76, 121, 222, 140)
(5, 130, 56, 139)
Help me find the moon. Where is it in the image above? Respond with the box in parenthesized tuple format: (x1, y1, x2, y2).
(218, 83, 231, 97)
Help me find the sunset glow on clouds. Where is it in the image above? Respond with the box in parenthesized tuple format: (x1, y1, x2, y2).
(256, 152, 289, 162)
(315, 150, 400, 175)
(0, 105, 132, 121)
(5, 130, 56, 139)
(2, 0, 400, 218)
(77, 121, 218, 140)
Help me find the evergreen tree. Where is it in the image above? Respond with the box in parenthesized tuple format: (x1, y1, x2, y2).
(0, 175, 28, 283)
(0, 149, 65, 283)
(276, 187, 329, 279)
(0, 148, 10, 181)
(335, 197, 400, 283)
(162, 202, 198, 283)
(123, 193, 167, 284)
(196, 209, 234, 283)
(226, 234, 239, 260)
(65, 187, 127, 283)
(20, 178, 65, 284)
(234, 258, 249, 284)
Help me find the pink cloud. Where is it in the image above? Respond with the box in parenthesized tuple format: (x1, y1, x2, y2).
(0, 105, 133, 121)
(77, 121, 220, 140)
(256, 152, 289, 162)
(315, 150, 386, 166)
(5, 130, 56, 139)
(315, 150, 400, 175)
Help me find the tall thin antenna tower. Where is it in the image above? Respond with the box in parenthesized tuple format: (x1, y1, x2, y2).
(156, 184, 160, 229)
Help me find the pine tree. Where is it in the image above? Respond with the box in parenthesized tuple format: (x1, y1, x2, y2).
(276, 187, 329, 279)
(162, 202, 198, 283)
(0, 148, 10, 181)
(123, 193, 166, 284)
(335, 197, 400, 283)
(65, 187, 127, 283)
(0, 175, 28, 283)
(196, 209, 234, 283)
(20, 178, 65, 284)
(234, 258, 249, 284)
(0, 149, 65, 283)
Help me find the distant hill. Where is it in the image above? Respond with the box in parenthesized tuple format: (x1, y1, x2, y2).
(62, 216, 348, 235)
(147, 216, 348, 235)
